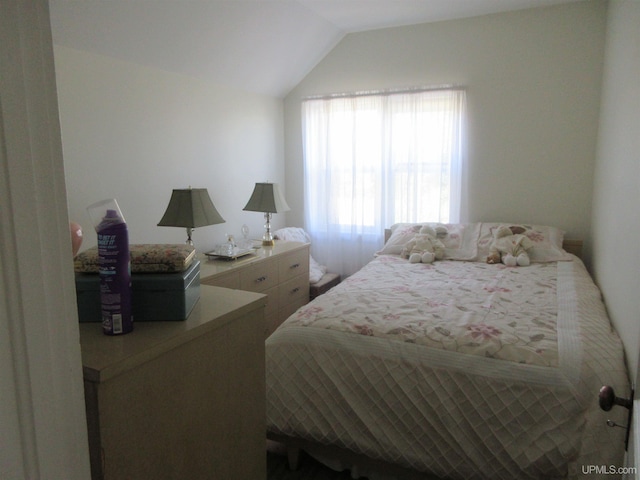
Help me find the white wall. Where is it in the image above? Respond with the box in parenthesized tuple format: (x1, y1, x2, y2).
(284, 1, 607, 254)
(592, 0, 640, 383)
(54, 46, 287, 253)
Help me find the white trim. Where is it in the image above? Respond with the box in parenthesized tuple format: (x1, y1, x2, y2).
(0, 1, 90, 478)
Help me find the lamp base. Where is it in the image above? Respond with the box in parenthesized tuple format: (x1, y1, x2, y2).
(262, 212, 275, 247)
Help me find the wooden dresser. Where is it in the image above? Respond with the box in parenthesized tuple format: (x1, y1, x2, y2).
(200, 241, 310, 337)
(80, 286, 266, 480)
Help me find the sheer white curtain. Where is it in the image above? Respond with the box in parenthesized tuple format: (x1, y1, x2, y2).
(303, 88, 466, 277)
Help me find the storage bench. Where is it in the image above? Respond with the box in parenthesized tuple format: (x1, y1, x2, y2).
(309, 272, 341, 300)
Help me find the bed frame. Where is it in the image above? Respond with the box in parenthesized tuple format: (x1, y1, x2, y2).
(561, 239, 583, 258)
(267, 432, 439, 479)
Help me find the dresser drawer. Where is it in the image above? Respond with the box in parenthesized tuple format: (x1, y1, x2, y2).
(265, 314, 279, 338)
(277, 297, 308, 329)
(201, 270, 240, 289)
(263, 286, 279, 319)
(266, 297, 307, 338)
(282, 296, 308, 317)
(240, 257, 278, 292)
(198, 242, 310, 338)
(278, 275, 309, 308)
(278, 248, 310, 283)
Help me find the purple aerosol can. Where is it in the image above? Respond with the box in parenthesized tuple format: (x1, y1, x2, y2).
(88, 199, 133, 335)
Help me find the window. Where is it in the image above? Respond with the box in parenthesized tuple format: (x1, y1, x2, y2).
(302, 87, 466, 276)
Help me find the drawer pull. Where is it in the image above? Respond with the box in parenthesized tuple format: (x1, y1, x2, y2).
(255, 276, 267, 283)
(290, 263, 300, 269)
(290, 287, 300, 295)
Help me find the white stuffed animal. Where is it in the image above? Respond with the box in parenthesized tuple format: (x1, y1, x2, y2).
(401, 225, 446, 264)
(486, 225, 533, 266)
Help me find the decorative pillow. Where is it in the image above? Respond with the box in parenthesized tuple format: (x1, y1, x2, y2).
(376, 223, 422, 256)
(74, 244, 196, 273)
(477, 223, 572, 263)
(376, 222, 481, 261)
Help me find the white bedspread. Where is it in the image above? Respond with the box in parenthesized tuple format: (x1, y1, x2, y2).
(266, 256, 629, 479)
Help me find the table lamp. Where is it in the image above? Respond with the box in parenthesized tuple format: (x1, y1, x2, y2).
(158, 187, 225, 245)
(243, 182, 290, 246)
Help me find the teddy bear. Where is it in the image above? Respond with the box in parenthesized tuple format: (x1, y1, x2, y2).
(401, 225, 446, 264)
(486, 225, 533, 266)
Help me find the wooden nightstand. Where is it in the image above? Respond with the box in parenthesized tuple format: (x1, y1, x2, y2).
(80, 286, 266, 480)
(200, 241, 310, 337)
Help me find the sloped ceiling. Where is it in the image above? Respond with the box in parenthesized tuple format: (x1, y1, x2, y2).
(49, 0, 583, 98)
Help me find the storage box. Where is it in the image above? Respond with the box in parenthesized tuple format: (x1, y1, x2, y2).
(76, 260, 200, 322)
(75, 244, 196, 273)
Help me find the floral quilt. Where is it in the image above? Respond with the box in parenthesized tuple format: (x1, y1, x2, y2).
(268, 255, 629, 478)
(286, 255, 559, 367)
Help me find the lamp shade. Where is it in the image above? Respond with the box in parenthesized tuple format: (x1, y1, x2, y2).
(158, 188, 225, 228)
(243, 183, 290, 213)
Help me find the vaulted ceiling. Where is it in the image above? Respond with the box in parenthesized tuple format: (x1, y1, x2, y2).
(49, 0, 583, 97)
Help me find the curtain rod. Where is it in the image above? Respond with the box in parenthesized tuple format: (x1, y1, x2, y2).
(302, 84, 465, 102)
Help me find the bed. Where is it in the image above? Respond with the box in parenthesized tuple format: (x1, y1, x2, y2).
(265, 222, 630, 480)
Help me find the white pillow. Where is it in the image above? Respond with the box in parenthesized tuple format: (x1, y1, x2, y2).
(477, 223, 572, 263)
(376, 223, 422, 256)
(376, 222, 481, 261)
(273, 227, 310, 244)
